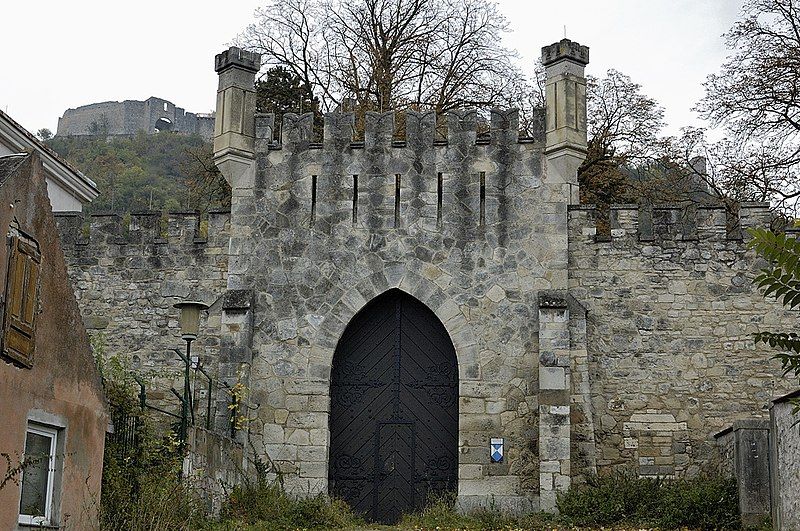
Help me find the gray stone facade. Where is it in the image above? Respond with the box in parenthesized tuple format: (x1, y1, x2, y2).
(569, 203, 795, 482)
(56, 97, 215, 140)
(232, 108, 561, 508)
(54, 210, 230, 424)
(53, 39, 798, 515)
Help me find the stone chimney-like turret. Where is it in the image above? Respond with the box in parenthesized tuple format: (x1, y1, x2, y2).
(213, 47, 261, 188)
(542, 38, 589, 204)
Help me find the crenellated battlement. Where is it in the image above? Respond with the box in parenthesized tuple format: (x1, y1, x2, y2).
(232, 107, 555, 240)
(568, 202, 772, 245)
(54, 210, 231, 251)
(252, 108, 545, 151)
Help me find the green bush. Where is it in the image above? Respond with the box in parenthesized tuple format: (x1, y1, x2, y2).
(399, 492, 501, 529)
(556, 472, 740, 530)
(96, 348, 208, 530)
(100, 462, 207, 531)
(217, 478, 363, 530)
(556, 473, 661, 525)
(47, 132, 229, 214)
(656, 476, 740, 530)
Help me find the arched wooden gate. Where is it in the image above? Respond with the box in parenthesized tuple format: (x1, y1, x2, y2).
(329, 289, 458, 524)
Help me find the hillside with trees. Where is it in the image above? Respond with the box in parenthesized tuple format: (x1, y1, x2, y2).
(47, 132, 229, 214)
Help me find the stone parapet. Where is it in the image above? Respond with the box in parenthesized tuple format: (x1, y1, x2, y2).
(541, 38, 590, 67)
(214, 47, 261, 74)
(568, 203, 773, 244)
(258, 108, 542, 148)
(54, 210, 230, 247)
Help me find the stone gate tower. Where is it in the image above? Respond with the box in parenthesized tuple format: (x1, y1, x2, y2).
(54, 37, 797, 524)
(211, 40, 590, 516)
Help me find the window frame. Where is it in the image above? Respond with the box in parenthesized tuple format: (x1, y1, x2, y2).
(18, 423, 58, 526)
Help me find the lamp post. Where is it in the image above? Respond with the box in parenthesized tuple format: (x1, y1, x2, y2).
(173, 300, 209, 450)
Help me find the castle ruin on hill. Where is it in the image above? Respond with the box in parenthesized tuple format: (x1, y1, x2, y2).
(55, 40, 796, 522)
(56, 96, 214, 140)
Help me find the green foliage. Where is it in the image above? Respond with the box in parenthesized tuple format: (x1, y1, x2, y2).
(749, 228, 800, 389)
(256, 66, 323, 140)
(556, 473, 740, 529)
(398, 492, 555, 530)
(47, 132, 229, 213)
(655, 476, 742, 530)
(256, 66, 317, 117)
(95, 346, 207, 530)
(100, 456, 206, 531)
(750, 228, 800, 308)
(217, 477, 363, 530)
(557, 473, 659, 525)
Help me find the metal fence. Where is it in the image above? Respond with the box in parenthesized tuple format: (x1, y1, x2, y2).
(104, 349, 244, 456)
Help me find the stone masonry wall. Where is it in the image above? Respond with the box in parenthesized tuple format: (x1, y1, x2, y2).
(568, 204, 796, 479)
(55, 210, 230, 423)
(183, 426, 245, 517)
(226, 108, 563, 511)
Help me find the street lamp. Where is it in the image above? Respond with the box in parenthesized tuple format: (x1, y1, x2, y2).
(173, 300, 209, 449)
(174, 300, 209, 341)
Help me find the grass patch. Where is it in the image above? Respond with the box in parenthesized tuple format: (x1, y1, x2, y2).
(98, 470, 744, 531)
(215, 478, 365, 530)
(399, 492, 522, 530)
(100, 460, 207, 530)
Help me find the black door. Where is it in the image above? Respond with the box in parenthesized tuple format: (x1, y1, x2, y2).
(329, 289, 458, 524)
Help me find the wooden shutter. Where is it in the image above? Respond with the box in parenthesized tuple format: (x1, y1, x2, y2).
(3, 235, 41, 367)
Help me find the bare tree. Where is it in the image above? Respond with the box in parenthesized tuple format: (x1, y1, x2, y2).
(238, 0, 528, 114)
(695, 0, 800, 212)
(499, 70, 545, 137)
(241, 0, 332, 109)
(182, 145, 231, 214)
(667, 128, 800, 217)
(698, 0, 800, 147)
(578, 69, 666, 208)
(587, 70, 665, 163)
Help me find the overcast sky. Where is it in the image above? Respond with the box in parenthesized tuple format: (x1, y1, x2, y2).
(0, 0, 743, 136)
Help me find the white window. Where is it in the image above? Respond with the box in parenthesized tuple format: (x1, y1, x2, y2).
(18, 424, 58, 526)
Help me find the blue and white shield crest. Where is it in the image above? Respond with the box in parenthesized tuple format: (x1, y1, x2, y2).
(490, 438, 504, 463)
